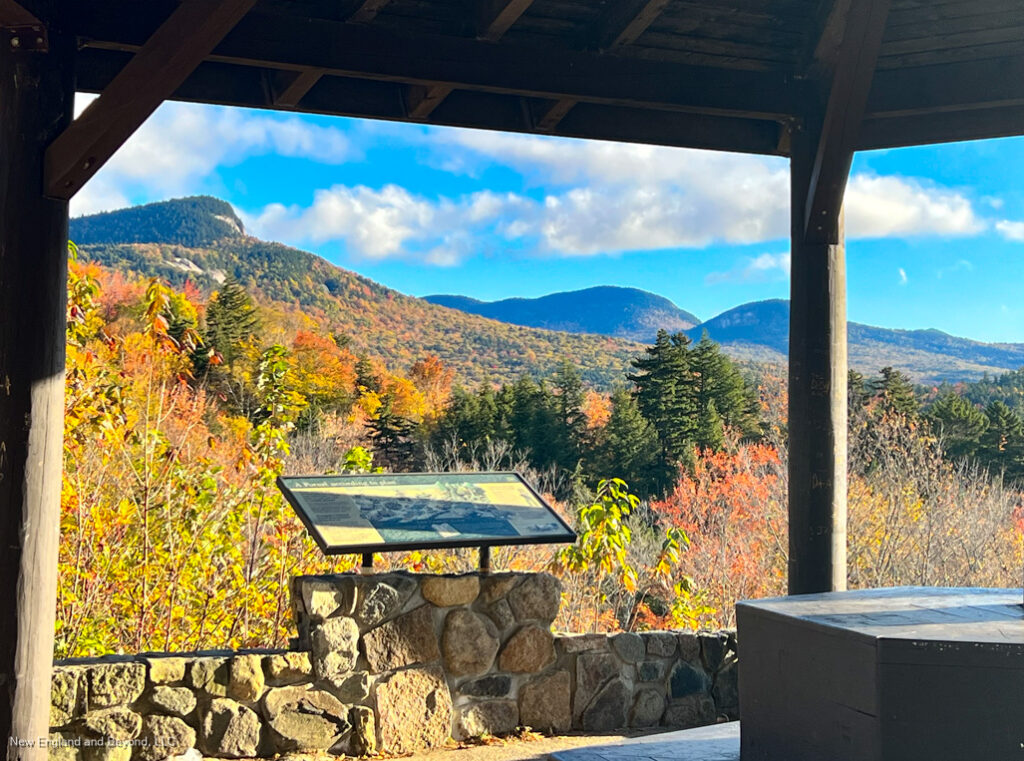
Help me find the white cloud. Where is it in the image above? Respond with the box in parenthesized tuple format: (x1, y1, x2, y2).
(844, 175, 983, 238)
(248, 185, 523, 264)
(937, 259, 973, 278)
(996, 219, 1024, 241)
(705, 252, 791, 285)
(898, 268, 908, 285)
(71, 98, 354, 217)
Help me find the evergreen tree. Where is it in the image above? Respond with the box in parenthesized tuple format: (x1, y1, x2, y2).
(691, 333, 760, 438)
(874, 366, 920, 417)
(978, 401, 1024, 481)
(367, 394, 417, 471)
(626, 330, 697, 462)
(204, 278, 259, 367)
(928, 393, 988, 461)
(355, 356, 381, 393)
(589, 389, 662, 498)
(552, 360, 588, 469)
(848, 370, 870, 413)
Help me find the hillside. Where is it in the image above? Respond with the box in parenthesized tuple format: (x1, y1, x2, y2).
(424, 286, 700, 343)
(690, 300, 1024, 383)
(70, 198, 641, 388)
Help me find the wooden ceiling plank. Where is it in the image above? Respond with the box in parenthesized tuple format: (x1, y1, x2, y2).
(347, 0, 392, 24)
(44, 0, 257, 200)
(803, 0, 891, 241)
(477, 0, 534, 41)
(79, 13, 802, 121)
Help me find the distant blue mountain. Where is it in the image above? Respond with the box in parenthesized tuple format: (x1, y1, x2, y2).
(424, 286, 700, 343)
(429, 289, 1024, 383)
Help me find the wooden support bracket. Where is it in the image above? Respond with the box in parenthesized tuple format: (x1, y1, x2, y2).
(477, 0, 534, 42)
(802, 0, 891, 243)
(44, 0, 258, 200)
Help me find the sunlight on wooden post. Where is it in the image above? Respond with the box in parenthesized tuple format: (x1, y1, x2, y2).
(0, 15, 74, 759)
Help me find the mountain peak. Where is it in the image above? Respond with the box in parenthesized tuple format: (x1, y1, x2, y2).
(71, 196, 245, 248)
(424, 286, 700, 343)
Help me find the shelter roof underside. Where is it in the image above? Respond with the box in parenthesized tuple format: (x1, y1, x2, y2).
(58, 0, 1024, 155)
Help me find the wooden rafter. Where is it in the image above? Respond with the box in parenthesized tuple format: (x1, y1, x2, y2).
(271, 68, 324, 107)
(802, 0, 891, 242)
(0, 0, 40, 26)
(477, 0, 533, 42)
(44, 0, 257, 200)
(543, 0, 671, 132)
(405, 84, 454, 119)
(346, 0, 391, 24)
(79, 15, 801, 121)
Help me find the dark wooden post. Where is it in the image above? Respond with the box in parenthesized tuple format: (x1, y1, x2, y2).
(787, 115, 848, 595)
(0, 16, 75, 756)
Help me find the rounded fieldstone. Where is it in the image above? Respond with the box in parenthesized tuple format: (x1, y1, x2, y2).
(457, 674, 512, 699)
(262, 686, 350, 752)
(375, 666, 452, 754)
(422, 575, 480, 607)
(199, 698, 261, 758)
(700, 631, 729, 672)
(442, 609, 499, 677)
(51, 668, 87, 727)
(301, 576, 356, 621)
(507, 574, 561, 623)
(457, 700, 518, 738)
(574, 651, 618, 718)
(498, 624, 555, 673)
(228, 654, 265, 702)
(669, 661, 712, 699)
(637, 659, 668, 683)
(188, 659, 229, 697)
(676, 633, 701, 664)
(147, 658, 187, 686)
(486, 599, 516, 632)
(518, 670, 571, 733)
(88, 663, 145, 709)
(263, 652, 312, 686)
(712, 660, 739, 719)
(136, 715, 195, 761)
(79, 707, 142, 741)
(355, 582, 403, 628)
(630, 689, 666, 727)
(480, 574, 521, 604)
(557, 634, 609, 655)
(148, 686, 196, 718)
(611, 632, 645, 663)
(581, 679, 630, 731)
(642, 632, 677, 658)
(363, 605, 440, 673)
(662, 694, 716, 728)
(311, 617, 359, 679)
(323, 671, 369, 703)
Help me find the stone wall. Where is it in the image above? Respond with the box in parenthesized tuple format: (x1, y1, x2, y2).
(48, 572, 736, 761)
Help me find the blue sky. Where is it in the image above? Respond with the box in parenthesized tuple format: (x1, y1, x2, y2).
(72, 95, 1024, 343)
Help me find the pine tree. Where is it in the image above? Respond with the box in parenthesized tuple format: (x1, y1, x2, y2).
(367, 394, 417, 471)
(696, 399, 726, 451)
(204, 278, 259, 367)
(874, 367, 920, 417)
(552, 360, 587, 469)
(928, 393, 988, 460)
(626, 330, 697, 462)
(589, 389, 662, 498)
(355, 356, 381, 393)
(691, 333, 759, 439)
(978, 401, 1024, 481)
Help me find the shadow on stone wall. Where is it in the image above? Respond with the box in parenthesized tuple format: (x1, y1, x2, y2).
(48, 572, 737, 761)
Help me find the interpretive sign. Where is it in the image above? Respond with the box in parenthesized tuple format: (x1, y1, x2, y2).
(276, 471, 575, 555)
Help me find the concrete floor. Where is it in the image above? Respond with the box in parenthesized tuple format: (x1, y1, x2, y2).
(549, 724, 739, 761)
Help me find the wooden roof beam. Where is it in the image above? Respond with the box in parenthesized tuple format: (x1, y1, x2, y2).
(802, 0, 891, 242)
(78, 14, 802, 121)
(44, 0, 257, 200)
(590, 0, 671, 51)
(405, 83, 454, 119)
(74, 50, 787, 156)
(0, 0, 40, 26)
(346, 0, 392, 24)
(477, 0, 534, 42)
(270, 68, 325, 108)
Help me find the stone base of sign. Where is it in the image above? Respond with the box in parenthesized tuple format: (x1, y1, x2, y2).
(48, 573, 735, 760)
